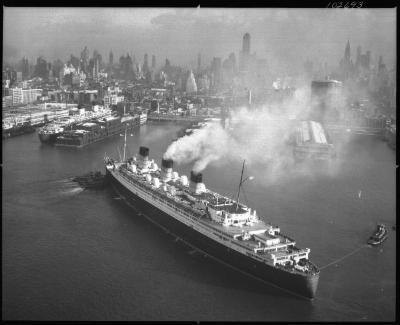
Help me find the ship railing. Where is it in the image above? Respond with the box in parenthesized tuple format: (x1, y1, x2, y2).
(275, 260, 318, 275)
(278, 233, 295, 243)
(273, 248, 309, 260)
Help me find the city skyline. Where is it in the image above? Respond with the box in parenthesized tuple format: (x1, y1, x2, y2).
(3, 8, 396, 72)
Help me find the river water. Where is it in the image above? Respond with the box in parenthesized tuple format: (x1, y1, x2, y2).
(2, 121, 396, 321)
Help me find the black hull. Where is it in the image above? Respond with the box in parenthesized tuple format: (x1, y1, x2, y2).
(55, 120, 140, 148)
(107, 170, 319, 299)
(38, 132, 59, 144)
(3, 126, 35, 139)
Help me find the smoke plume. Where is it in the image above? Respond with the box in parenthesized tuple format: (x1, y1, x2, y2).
(163, 85, 350, 185)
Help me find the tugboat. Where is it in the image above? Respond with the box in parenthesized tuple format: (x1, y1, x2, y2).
(367, 224, 388, 246)
(72, 171, 107, 189)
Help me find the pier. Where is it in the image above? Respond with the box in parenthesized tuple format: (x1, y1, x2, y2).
(147, 113, 216, 123)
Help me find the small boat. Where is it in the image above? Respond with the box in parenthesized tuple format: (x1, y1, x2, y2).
(367, 224, 388, 246)
(72, 171, 107, 189)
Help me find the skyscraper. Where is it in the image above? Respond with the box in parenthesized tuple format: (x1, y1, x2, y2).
(344, 40, 351, 61)
(240, 33, 251, 72)
(80, 46, 89, 72)
(143, 53, 149, 72)
(151, 55, 156, 70)
(21, 56, 29, 79)
(243, 33, 251, 55)
(109, 50, 114, 66)
(211, 57, 222, 90)
(34, 56, 49, 79)
(356, 45, 361, 67)
(339, 40, 354, 80)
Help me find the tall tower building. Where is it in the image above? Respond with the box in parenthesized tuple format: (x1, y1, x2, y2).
(240, 33, 251, 72)
(109, 50, 114, 66)
(22, 56, 29, 79)
(81, 46, 89, 72)
(151, 55, 156, 70)
(344, 40, 351, 61)
(243, 33, 251, 55)
(339, 40, 354, 80)
(143, 53, 149, 72)
(356, 46, 361, 67)
(95, 58, 99, 78)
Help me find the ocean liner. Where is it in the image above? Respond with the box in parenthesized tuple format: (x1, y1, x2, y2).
(55, 114, 142, 148)
(105, 146, 320, 299)
(38, 108, 113, 144)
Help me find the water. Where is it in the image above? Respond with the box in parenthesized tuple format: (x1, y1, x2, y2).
(2, 122, 396, 321)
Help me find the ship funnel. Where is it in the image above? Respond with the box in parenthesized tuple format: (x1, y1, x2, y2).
(161, 158, 173, 169)
(161, 158, 173, 182)
(138, 146, 150, 169)
(190, 171, 206, 194)
(139, 146, 149, 158)
(190, 171, 203, 183)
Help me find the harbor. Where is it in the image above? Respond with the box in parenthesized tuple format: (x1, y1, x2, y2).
(2, 122, 396, 321)
(3, 7, 396, 322)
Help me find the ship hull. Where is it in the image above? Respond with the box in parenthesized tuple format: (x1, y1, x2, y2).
(2, 125, 35, 139)
(107, 169, 319, 299)
(55, 118, 140, 148)
(38, 132, 59, 144)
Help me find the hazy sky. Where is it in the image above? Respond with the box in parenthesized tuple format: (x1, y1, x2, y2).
(3, 8, 396, 71)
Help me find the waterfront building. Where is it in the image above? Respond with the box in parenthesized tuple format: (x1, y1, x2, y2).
(22, 89, 42, 104)
(2, 95, 13, 108)
(10, 87, 23, 105)
(197, 74, 210, 93)
(104, 94, 124, 108)
(77, 90, 98, 106)
(310, 80, 343, 123)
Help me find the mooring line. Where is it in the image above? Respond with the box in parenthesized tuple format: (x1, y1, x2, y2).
(320, 244, 369, 270)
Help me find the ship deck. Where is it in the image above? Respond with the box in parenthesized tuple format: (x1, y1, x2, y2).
(117, 164, 294, 255)
(203, 219, 269, 237)
(110, 163, 320, 277)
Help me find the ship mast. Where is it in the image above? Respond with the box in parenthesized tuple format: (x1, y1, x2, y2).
(123, 123, 127, 162)
(235, 160, 245, 210)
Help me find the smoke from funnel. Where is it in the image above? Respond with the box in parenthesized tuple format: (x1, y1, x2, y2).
(163, 84, 349, 184)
